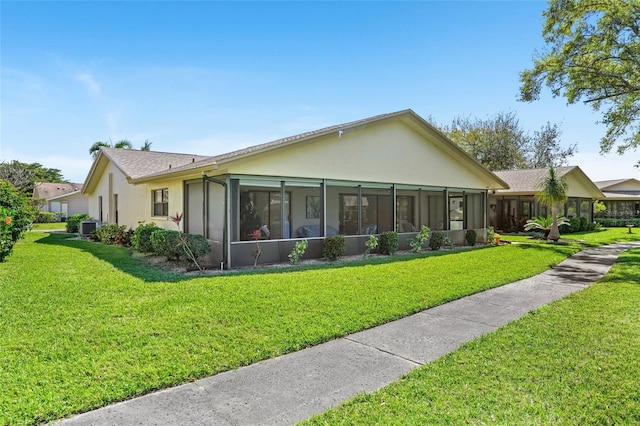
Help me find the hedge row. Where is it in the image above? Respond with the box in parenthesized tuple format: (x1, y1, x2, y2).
(594, 218, 640, 227)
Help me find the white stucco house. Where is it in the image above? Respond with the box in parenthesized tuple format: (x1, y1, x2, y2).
(33, 182, 89, 220)
(594, 178, 640, 219)
(82, 110, 509, 268)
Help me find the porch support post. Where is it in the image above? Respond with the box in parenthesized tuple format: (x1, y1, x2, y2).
(483, 190, 488, 229)
(443, 188, 449, 230)
(280, 181, 286, 239)
(462, 190, 467, 230)
(202, 178, 207, 238)
(321, 180, 326, 236)
(392, 184, 397, 232)
(418, 188, 422, 228)
(357, 185, 362, 234)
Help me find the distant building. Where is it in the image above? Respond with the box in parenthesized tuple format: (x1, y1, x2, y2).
(33, 182, 89, 220)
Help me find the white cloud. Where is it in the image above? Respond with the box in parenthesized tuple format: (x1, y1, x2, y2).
(76, 72, 101, 96)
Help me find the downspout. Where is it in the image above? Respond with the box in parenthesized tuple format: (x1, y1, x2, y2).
(202, 175, 227, 269)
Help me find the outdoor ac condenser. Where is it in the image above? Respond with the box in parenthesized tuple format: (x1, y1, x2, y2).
(80, 220, 99, 236)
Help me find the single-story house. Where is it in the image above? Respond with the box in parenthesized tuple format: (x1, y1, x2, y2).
(489, 166, 604, 232)
(33, 182, 89, 220)
(594, 178, 640, 219)
(82, 109, 509, 268)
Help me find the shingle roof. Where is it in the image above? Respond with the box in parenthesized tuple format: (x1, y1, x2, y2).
(131, 110, 420, 180)
(34, 182, 84, 199)
(493, 166, 576, 193)
(100, 148, 212, 180)
(594, 178, 640, 190)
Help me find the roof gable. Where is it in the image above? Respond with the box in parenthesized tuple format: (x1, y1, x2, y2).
(493, 166, 603, 198)
(34, 182, 84, 199)
(132, 110, 509, 189)
(595, 178, 640, 191)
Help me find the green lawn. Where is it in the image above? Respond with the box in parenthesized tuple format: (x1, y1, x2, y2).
(304, 247, 640, 425)
(0, 229, 635, 424)
(30, 222, 67, 231)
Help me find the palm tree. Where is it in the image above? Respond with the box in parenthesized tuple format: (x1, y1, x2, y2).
(535, 167, 568, 242)
(140, 140, 153, 151)
(89, 140, 133, 159)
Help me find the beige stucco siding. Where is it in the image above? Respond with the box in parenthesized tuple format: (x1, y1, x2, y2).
(87, 162, 186, 230)
(564, 173, 601, 199)
(223, 121, 496, 190)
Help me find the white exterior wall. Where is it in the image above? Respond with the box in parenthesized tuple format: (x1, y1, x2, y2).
(87, 162, 186, 231)
(224, 120, 496, 190)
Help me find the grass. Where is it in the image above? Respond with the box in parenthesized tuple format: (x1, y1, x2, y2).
(0, 228, 636, 424)
(29, 222, 67, 231)
(303, 247, 640, 425)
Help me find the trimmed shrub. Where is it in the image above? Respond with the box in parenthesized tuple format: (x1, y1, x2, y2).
(95, 224, 133, 246)
(34, 211, 58, 223)
(66, 213, 90, 233)
(379, 231, 399, 255)
(429, 231, 445, 251)
(465, 229, 477, 246)
(150, 229, 211, 261)
(323, 235, 345, 261)
(594, 218, 640, 228)
(132, 222, 160, 253)
(0, 179, 34, 262)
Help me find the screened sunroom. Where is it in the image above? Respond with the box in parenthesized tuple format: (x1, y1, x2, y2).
(223, 175, 488, 267)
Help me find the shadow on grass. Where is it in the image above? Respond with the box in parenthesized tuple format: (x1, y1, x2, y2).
(32, 232, 502, 281)
(599, 248, 640, 285)
(34, 232, 191, 283)
(34, 232, 592, 282)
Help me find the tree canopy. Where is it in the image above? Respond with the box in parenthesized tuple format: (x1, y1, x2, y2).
(519, 0, 640, 161)
(434, 111, 576, 171)
(89, 140, 133, 159)
(0, 161, 66, 195)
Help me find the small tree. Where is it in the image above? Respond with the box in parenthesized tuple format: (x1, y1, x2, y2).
(535, 167, 568, 242)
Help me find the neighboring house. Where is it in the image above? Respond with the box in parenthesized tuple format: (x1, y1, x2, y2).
(594, 178, 640, 219)
(489, 166, 604, 232)
(33, 182, 89, 220)
(82, 110, 509, 268)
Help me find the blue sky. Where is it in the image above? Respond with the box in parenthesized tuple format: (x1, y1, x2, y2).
(1, 1, 637, 183)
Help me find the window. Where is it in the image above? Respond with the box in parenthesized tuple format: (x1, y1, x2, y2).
(98, 196, 103, 222)
(396, 195, 415, 232)
(239, 190, 291, 240)
(449, 195, 464, 230)
(153, 189, 169, 217)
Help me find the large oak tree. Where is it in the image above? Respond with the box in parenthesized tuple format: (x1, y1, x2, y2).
(520, 0, 640, 161)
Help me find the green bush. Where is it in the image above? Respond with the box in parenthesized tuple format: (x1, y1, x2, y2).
(429, 231, 445, 251)
(150, 229, 211, 261)
(288, 239, 308, 264)
(594, 218, 640, 228)
(95, 224, 133, 246)
(34, 211, 59, 223)
(66, 213, 90, 233)
(379, 231, 399, 255)
(465, 229, 477, 246)
(132, 222, 160, 253)
(0, 179, 34, 262)
(364, 234, 379, 257)
(408, 225, 430, 253)
(323, 235, 345, 261)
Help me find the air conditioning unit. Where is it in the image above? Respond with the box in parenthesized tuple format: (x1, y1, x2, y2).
(80, 220, 99, 236)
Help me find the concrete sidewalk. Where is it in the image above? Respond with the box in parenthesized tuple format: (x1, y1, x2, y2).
(57, 242, 640, 426)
